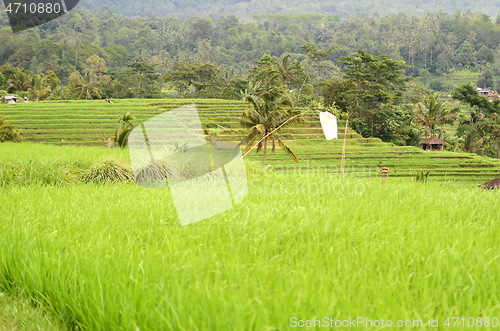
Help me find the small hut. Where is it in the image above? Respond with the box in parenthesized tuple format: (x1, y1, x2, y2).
(479, 178, 500, 189)
(419, 137, 447, 151)
(5, 95, 19, 104)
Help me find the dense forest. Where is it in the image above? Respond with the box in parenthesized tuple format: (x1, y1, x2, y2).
(77, 0, 500, 21)
(2, 8, 500, 88)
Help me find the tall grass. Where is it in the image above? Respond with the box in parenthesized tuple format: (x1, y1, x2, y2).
(1, 176, 500, 330)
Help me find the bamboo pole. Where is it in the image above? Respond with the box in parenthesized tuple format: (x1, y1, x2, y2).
(340, 119, 349, 179)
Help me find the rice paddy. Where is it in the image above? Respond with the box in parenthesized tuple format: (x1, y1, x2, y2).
(1, 99, 500, 330)
(2, 99, 500, 184)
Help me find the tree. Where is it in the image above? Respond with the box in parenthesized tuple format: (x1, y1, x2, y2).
(248, 54, 278, 87)
(452, 83, 500, 153)
(457, 41, 476, 68)
(76, 70, 102, 100)
(418, 68, 432, 88)
(340, 50, 411, 137)
(84, 55, 111, 84)
(316, 76, 355, 111)
(300, 42, 336, 62)
(164, 61, 224, 96)
(124, 62, 162, 98)
(68, 71, 83, 98)
(29, 74, 49, 101)
(114, 113, 136, 148)
(7, 71, 31, 92)
(269, 54, 303, 86)
(0, 73, 4, 89)
(477, 70, 494, 89)
(415, 94, 455, 138)
(477, 46, 495, 65)
(239, 86, 303, 168)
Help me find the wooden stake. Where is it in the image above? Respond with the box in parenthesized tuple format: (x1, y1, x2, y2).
(340, 119, 349, 179)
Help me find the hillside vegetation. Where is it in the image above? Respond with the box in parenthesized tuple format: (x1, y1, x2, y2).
(2, 9, 500, 86)
(79, 0, 500, 20)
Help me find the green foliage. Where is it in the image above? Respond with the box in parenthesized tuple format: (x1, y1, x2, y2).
(0, 116, 22, 142)
(71, 0, 500, 19)
(164, 61, 224, 97)
(76, 70, 102, 100)
(7, 71, 31, 93)
(0, 73, 5, 89)
(1, 9, 500, 99)
(240, 85, 303, 168)
(339, 50, 412, 142)
(316, 76, 355, 111)
(452, 82, 500, 156)
(84, 159, 134, 184)
(28, 74, 49, 101)
(413, 170, 431, 183)
(114, 113, 137, 148)
(477, 69, 494, 89)
(415, 94, 455, 138)
(457, 41, 477, 69)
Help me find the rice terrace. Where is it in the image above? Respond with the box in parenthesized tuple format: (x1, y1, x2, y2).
(1, 97, 500, 330)
(3, 1, 500, 329)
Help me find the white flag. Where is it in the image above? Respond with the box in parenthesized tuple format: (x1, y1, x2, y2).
(320, 112, 338, 140)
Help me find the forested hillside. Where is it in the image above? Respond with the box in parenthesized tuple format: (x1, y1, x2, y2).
(78, 0, 500, 20)
(2, 8, 500, 86)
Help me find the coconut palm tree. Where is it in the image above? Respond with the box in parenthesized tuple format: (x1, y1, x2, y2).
(115, 113, 137, 148)
(269, 54, 307, 106)
(28, 75, 49, 101)
(76, 70, 102, 100)
(416, 94, 454, 138)
(7, 71, 31, 92)
(269, 54, 303, 85)
(239, 85, 304, 169)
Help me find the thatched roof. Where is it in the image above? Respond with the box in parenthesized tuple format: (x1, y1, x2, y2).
(419, 137, 447, 145)
(479, 178, 500, 189)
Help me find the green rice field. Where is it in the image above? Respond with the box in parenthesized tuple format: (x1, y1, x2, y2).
(2, 100, 500, 330)
(2, 99, 500, 184)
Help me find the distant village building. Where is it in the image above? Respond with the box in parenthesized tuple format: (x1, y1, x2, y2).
(5, 95, 19, 104)
(419, 137, 447, 151)
(477, 87, 499, 101)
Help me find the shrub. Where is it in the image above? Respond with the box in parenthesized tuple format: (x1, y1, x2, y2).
(0, 115, 23, 142)
(84, 159, 134, 184)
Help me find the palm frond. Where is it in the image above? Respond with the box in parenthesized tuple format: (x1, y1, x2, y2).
(276, 137, 299, 163)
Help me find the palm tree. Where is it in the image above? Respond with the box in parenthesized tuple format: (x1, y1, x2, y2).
(269, 54, 309, 106)
(239, 80, 264, 100)
(7, 71, 31, 92)
(239, 85, 304, 169)
(76, 70, 102, 100)
(416, 94, 453, 138)
(269, 54, 303, 86)
(115, 113, 137, 148)
(28, 75, 49, 101)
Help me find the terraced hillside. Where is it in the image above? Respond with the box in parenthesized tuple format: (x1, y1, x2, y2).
(2, 99, 500, 184)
